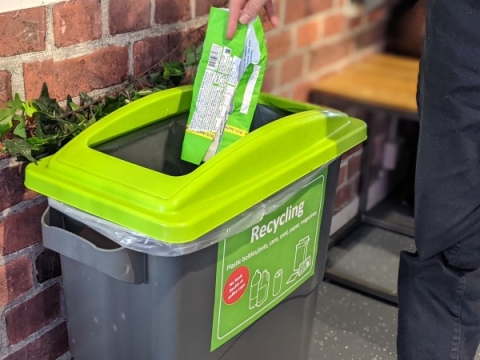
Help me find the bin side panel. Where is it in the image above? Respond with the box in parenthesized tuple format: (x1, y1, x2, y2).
(52, 159, 341, 360)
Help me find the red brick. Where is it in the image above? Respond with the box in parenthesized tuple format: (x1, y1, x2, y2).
(297, 20, 320, 48)
(109, 0, 150, 35)
(0, 201, 47, 256)
(350, 174, 361, 197)
(309, 39, 351, 71)
(155, 0, 191, 24)
(4, 322, 68, 360)
(0, 7, 46, 56)
(0, 257, 33, 307)
(6, 283, 61, 344)
(183, 26, 207, 49)
(285, 0, 333, 24)
(24, 46, 129, 101)
(0, 161, 38, 211)
(262, 64, 277, 93)
(333, 184, 351, 212)
(325, 13, 346, 36)
(348, 16, 363, 29)
(337, 163, 348, 186)
(341, 144, 362, 159)
(266, 30, 292, 60)
(348, 153, 362, 177)
(368, 6, 388, 23)
(196, 0, 227, 16)
(53, 0, 102, 47)
(280, 54, 304, 85)
(133, 32, 184, 76)
(0, 71, 12, 107)
(293, 81, 314, 102)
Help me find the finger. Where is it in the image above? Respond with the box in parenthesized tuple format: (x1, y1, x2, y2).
(239, 0, 266, 24)
(264, 0, 279, 27)
(227, 0, 245, 39)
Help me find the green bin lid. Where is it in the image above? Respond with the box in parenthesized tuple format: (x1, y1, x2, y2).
(25, 86, 366, 244)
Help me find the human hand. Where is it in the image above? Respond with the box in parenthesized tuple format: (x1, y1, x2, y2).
(227, 0, 278, 39)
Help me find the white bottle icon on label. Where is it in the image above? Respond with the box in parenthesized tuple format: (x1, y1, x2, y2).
(249, 270, 261, 310)
(256, 270, 270, 307)
(273, 269, 283, 296)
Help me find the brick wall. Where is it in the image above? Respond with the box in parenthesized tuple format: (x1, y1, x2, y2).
(0, 158, 67, 360)
(0, 0, 390, 358)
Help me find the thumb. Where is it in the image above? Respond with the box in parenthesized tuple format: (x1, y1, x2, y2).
(239, 0, 265, 24)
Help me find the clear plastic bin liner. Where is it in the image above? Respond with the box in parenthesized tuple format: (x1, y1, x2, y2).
(48, 165, 327, 257)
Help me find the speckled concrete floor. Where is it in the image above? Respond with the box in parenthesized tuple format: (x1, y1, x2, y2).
(326, 225, 416, 297)
(309, 281, 480, 360)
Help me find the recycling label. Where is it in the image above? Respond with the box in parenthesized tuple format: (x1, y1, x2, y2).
(211, 169, 327, 351)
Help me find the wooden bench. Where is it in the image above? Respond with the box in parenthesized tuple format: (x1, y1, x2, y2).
(311, 53, 418, 118)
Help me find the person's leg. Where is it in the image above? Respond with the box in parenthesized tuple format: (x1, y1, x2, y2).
(397, 0, 480, 359)
(398, 245, 480, 359)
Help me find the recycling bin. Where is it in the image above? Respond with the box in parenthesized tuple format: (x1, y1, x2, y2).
(25, 86, 366, 360)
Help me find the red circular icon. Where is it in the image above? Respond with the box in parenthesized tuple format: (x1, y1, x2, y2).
(223, 266, 250, 305)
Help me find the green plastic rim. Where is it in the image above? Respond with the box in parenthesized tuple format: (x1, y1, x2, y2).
(25, 86, 367, 244)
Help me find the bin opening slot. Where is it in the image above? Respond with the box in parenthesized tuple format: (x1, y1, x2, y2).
(92, 104, 291, 177)
(49, 208, 121, 250)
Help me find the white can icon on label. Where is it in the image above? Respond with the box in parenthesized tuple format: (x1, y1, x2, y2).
(273, 270, 283, 296)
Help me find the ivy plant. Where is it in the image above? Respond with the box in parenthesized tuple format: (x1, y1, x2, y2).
(0, 43, 203, 164)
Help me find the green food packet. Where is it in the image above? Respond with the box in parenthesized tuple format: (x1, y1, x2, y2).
(181, 7, 268, 165)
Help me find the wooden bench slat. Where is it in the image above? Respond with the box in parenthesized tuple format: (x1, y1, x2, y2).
(312, 54, 419, 114)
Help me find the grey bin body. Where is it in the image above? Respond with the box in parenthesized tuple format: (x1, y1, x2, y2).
(41, 105, 341, 360)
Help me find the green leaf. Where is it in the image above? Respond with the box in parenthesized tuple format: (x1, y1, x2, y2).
(94, 103, 105, 118)
(195, 44, 204, 58)
(69, 101, 80, 111)
(34, 113, 60, 137)
(163, 67, 171, 79)
(87, 115, 96, 126)
(63, 122, 77, 133)
(0, 107, 16, 118)
(6, 93, 24, 111)
(79, 92, 94, 106)
(184, 45, 203, 67)
(75, 112, 88, 124)
(3, 138, 37, 163)
(22, 101, 37, 117)
(35, 125, 46, 139)
(137, 89, 153, 96)
(27, 136, 51, 147)
(164, 61, 185, 79)
(185, 53, 197, 67)
(65, 95, 74, 112)
(0, 114, 13, 137)
(0, 107, 16, 135)
(184, 47, 197, 67)
(33, 84, 63, 117)
(13, 116, 26, 139)
(149, 72, 161, 85)
(40, 82, 50, 99)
